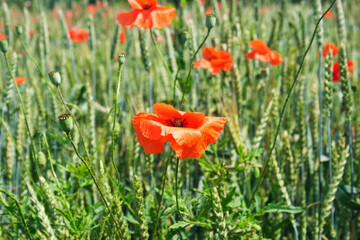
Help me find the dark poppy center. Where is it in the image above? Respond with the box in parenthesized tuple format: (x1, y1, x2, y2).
(166, 118, 188, 128)
(144, 3, 153, 10)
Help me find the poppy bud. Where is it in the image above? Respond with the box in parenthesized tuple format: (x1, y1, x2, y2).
(205, 14, 216, 29)
(0, 40, 8, 53)
(16, 25, 23, 36)
(118, 53, 125, 66)
(58, 113, 73, 133)
(48, 70, 61, 86)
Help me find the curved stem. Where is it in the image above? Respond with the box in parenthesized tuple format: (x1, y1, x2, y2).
(66, 133, 124, 240)
(111, 64, 123, 184)
(0, 189, 33, 240)
(152, 151, 173, 239)
(248, 0, 337, 204)
(180, 29, 211, 109)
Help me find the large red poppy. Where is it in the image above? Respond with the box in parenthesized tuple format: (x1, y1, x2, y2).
(246, 39, 283, 66)
(332, 60, 354, 82)
(318, 43, 338, 57)
(132, 103, 226, 159)
(68, 28, 89, 43)
(117, 0, 176, 29)
(194, 47, 233, 75)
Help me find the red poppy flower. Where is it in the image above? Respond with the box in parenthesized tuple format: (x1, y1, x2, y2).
(117, 0, 176, 29)
(318, 43, 338, 57)
(97, 2, 103, 8)
(120, 26, 126, 43)
(204, 2, 222, 15)
(194, 47, 233, 75)
(246, 39, 283, 66)
(68, 28, 89, 43)
(332, 60, 354, 82)
(29, 30, 34, 38)
(323, 10, 334, 19)
(14, 77, 26, 85)
(0, 33, 6, 40)
(86, 4, 97, 15)
(132, 103, 226, 159)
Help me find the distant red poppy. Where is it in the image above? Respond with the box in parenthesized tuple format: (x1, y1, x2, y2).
(332, 60, 354, 82)
(117, 0, 176, 29)
(86, 4, 97, 15)
(68, 28, 89, 43)
(97, 2, 103, 8)
(132, 103, 226, 159)
(246, 39, 283, 66)
(323, 9, 334, 19)
(120, 26, 126, 43)
(194, 47, 233, 75)
(205, 2, 222, 15)
(318, 43, 338, 57)
(75, 4, 82, 11)
(29, 30, 34, 38)
(14, 77, 26, 85)
(0, 33, 6, 40)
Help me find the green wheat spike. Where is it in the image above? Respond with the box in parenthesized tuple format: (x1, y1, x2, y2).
(134, 176, 149, 240)
(212, 186, 227, 240)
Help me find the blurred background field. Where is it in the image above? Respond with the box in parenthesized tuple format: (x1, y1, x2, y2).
(0, 0, 359, 239)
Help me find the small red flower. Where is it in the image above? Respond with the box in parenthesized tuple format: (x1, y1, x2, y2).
(132, 103, 226, 159)
(332, 60, 354, 82)
(68, 28, 89, 43)
(246, 39, 283, 66)
(14, 77, 26, 85)
(194, 47, 233, 75)
(29, 30, 34, 38)
(318, 43, 338, 57)
(0, 33, 6, 40)
(117, 0, 176, 29)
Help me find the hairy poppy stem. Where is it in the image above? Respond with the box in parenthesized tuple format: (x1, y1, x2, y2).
(152, 151, 173, 239)
(0, 189, 33, 240)
(180, 28, 211, 109)
(111, 58, 124, 186)
(57, 86, 123, 239)
(66, 132, 124, 240)
(248, 0, 337, 205)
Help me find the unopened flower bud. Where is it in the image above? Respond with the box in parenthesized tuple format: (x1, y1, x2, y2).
(48, 70, 61, 86)
(205, 14, 216, 29)
(118, 53, 125, 66)
(0, 40, 8, 53)
(58, 113, 73, 133)
(16, 25, 23, 35)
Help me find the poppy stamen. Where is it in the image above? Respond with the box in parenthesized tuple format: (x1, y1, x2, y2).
(144, 4, 152, 10)
(166, 118, 188, 127)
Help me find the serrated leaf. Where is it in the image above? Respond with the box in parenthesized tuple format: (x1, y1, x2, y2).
(262, 202, 304, 214)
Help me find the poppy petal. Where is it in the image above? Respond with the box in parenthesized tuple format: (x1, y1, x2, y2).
(117, 10, 141, 28)
(129, 0, 157, 10)
(136, 132, 165, 154)
(150, 5, 176, 29)
(202, 47, 220, 60)
(181, 112, 205, 129)
(246, 50, 257, 60)
(153, 103, 182, 120)
(194, 59, 211, 69)
(269, 51, 283, 65)
(171, 139, 207, 159)
(167, 127, 202, 147)
(249, 39, 270, 54)
(200, 117, 227, 145)
(256, 52, 271, 62)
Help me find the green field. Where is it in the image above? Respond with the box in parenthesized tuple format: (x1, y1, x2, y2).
(0, 0, 359, 239)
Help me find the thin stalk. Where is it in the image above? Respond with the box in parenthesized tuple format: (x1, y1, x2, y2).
(248, 0, 337, 204)
(149, 74, 153, 112)
(152, 151, 173, 239)
(66, 133, 123, 240)
(111, 63, 124, 184)
(180, 29, 211, 108)
(327, 115, 334, 226)
(0, 189, 33, 240)
(317, 53, 323, 240)
(3, 54, 38, 176)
